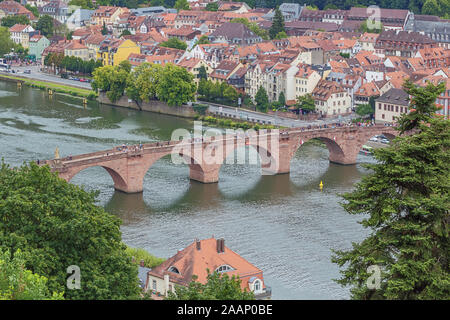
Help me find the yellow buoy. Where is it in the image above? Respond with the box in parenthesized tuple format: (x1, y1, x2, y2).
(319, 180, 323, 191)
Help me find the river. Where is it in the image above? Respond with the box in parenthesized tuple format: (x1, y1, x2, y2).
(0, 81, 376, 300)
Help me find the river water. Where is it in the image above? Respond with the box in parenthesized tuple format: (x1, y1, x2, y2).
(0, 81, 376, 300)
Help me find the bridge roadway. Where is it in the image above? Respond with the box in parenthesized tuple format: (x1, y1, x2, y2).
(42, 123, 398, 193)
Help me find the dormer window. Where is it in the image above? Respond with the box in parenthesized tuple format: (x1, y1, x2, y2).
(215, 265, 234, 273)
(168, 266, 180, 274)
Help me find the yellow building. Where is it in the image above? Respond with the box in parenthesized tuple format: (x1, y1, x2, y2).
(90, 6, 125, 26)
(176, 57, 212, 84)
(97, 39, 140, 66)
(64, 40, 90, 61)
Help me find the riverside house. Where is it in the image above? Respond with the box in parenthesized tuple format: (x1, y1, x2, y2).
(145, 237, 271, 300)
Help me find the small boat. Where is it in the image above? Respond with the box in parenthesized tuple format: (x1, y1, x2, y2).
(360, 145, 373, 155)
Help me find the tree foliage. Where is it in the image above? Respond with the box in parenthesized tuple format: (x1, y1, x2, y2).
(269, 8, 285, 39)
(126, 62, 163, 103)
(68, 0, 95, 9)
(0, 162, 141, 299)
(166, 270, 255, 300)
(1, 15, 30, 28)
(205, 2, 219, 11)
(0, 249, 64, 300)
(197, 79, 238, 106)
(174, 0, 190, 10)
(160, 37, 187, 51)
(332, 81, 449, 300)
(230, 18, 269, 40)
(0, 27, 17, 57)
(44, 53, 102, 75)
(398, 80, 446, 133)
(355, 103, 374, 118)
(35, 15, 54, 37)
(296, 93, 315, 113)
(95, 62, 196, 106)
(255, 86, 269, 113)
(157, 63, 196, 106)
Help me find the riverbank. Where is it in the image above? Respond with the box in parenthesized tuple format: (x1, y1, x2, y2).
(0, 73, 97, 99)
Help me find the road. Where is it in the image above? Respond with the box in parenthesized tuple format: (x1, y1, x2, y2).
(2, 65, 93, 90)
(207, 103, 357, 128)
(1, 65, 357, 128)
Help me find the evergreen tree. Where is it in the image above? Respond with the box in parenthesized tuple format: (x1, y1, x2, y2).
(332, 81, 450, 300)
(101, 22, 108, 35)
(255, 86, 269, 112)
(269, 9, 285, 39)
(197, 65, 208, 80)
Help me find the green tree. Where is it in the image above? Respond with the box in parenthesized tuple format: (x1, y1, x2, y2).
(25, 4, 40, 18)
(157, 63, 196, 106)
(359, 19, 383, 34)
(197, 35, 210, 45)
(120, 29, 132, 37)
(274, 31, 288, 39)
(278, 91, 286, 106)
(205, 2, 219, 11)
(68, 0, 94, 9)
(0, 15, 30, 28)
(35, 15, 54, 37)
(355, 103, 374, 118)
(197, 65, 208, 80)
(269, 8, 285, 39)
(230, 18, 269, 40)
(332, 81, 449, 300)
(255, 86, 269, 112)
(160, 37, 187, 50)
(0, 162, 141, 299)
(125, 247, 165, 268)
(0, 27, 16, 56)
(167, 270, 255, 300)
(92, 64, 130, 102)
(174, 0, 190, 10)
(398, 80, 445, 133)
(0, 249, 64, 300)
(126, 62, 163, 104)
(101, 22, 108, 35)
(422, 0, 441, 15)
(296, 93, 315, 113)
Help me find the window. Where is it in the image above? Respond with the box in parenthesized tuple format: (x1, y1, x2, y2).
(168, 266, 180, 274)
(152, 280, 157, 291)
(253, 280, 261, 292)
(215, 265, 234, 273)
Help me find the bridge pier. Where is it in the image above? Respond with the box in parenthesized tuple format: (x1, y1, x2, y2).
(189, 164, 220, 184)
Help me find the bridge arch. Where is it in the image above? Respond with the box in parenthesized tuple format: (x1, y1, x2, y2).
(63, 164, 128, 192)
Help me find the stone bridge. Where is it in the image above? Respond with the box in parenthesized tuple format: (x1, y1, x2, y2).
(42, 124, 398, 193)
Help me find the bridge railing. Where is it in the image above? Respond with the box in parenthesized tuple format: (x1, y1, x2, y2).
(45, 123, 398, 166)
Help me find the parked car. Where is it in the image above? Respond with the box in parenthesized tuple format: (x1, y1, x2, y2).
(380, 138, 390, 144)
(79, 78, 87, 82)
(369, 137, 378, 142)
(24, 69, 31, 74)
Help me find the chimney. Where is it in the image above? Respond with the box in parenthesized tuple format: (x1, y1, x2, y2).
(195, 238, 201, 251)
(217, 238, 225, 253)
(216, 238, 221, 253)
(139, 259, 145, 267)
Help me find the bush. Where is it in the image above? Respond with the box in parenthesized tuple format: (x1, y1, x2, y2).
(193, 104, 208, 115)
(125, 247, 165, 268)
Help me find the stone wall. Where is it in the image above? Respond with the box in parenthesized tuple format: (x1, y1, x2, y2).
(97, 92, 197, 119)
